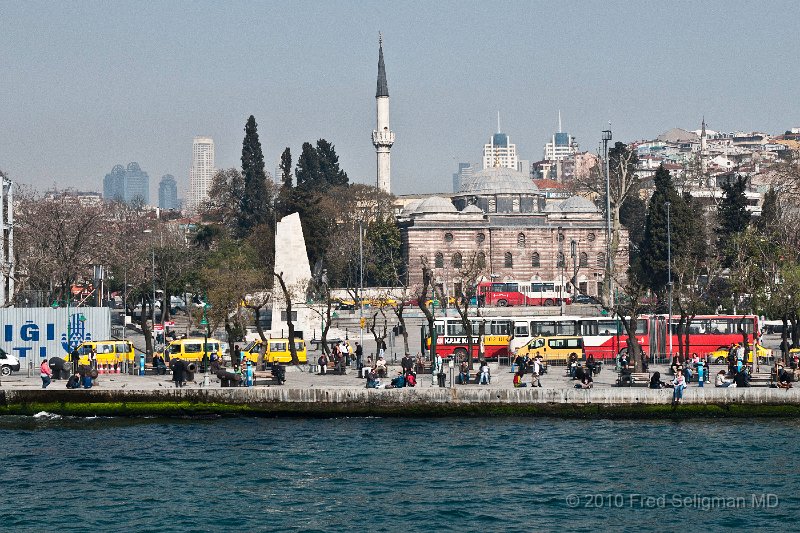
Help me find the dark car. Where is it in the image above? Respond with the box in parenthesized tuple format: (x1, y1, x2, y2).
(572, 294, 600, 305)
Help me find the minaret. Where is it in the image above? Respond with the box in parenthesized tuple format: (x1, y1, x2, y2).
(372, 35, 395, 193)
(700, 117, 708, 175)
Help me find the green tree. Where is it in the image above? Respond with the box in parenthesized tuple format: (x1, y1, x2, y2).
(295, 142, 320, 188)
(365, 216, 403, 285)
(316, 139, 349, 187)
(239, 115, 272, 237)
(717, 174, 750, 264)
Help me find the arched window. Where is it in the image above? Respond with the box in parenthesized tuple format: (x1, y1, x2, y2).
(587, 232, 596, 242)
(476, 232, 486, 244)
(452, 252, 463, 268)
(531, 252, 540, 267)
(435, 252, 444, 268)
(504, 252, 513, 268)
(557, 252, 565, 268)
(444, 232, 454, 243)
(517, 233, 526, 248)
(597, 252, 606, 268)
(579, 252, 588, 268)
(477, 252, 486, 268)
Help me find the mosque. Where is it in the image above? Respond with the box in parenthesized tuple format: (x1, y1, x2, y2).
(370, 40, 628, 297)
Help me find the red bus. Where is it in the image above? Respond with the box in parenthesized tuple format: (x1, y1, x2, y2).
(478, 280, 571, 307)
(578, 314, 760, 362)
(422, 316, 513, 361)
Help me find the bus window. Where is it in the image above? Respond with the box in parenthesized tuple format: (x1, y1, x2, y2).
(529, 338, 545, 349)
(532, 283, 543, 292)
(535, 321, 557, 336)
(489, 320, 510, 335)
(543, 283, 555, 292)
(597, 320, 619, 335)
(270, 341, 287, 352)
(580, 321, 597, 336)
(435, 324, 445, 335)
(447, 322, 467, 336)
(514, 323, 529, 336)
(507, 283, 519, 292)
(184, 343, 202, 353)
(471, 322, 482, 335)
(556, 321, 577, 336)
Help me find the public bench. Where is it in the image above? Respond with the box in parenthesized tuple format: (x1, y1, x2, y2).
(748, 372, 772, 387)
(253, 370, 283, 386)
(617, 372, 650, 387)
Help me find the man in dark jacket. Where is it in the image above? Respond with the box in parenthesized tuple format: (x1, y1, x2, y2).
(401, 354, 413, 374)
(355, 342, 363, 369)
(172, 358, 186, 388)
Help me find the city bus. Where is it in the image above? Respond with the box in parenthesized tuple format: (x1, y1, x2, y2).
(578, 314, 760, 362)
(422, 316, 513, 361)
(508, 315, 581, 352)
(477, 280, 571, 307)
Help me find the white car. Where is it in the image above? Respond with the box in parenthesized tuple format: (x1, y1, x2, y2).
(1, 348, 21, 376)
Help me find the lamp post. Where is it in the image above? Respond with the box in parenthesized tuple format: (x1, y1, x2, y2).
(665, 201, 673, 363)
(558, 227, 564, 316)
(571, 239, 578, 302)
(358, 220, 364, 349)
(143, 229, 157, 361)
(200, 301, 210, 387)
(602, 129, 613, 307)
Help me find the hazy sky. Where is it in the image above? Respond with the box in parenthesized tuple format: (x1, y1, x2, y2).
(2, 1, 799, 196)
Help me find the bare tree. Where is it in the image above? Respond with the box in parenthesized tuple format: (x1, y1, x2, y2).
(415, 256, 444, 362)
(451, 252, 486, 369)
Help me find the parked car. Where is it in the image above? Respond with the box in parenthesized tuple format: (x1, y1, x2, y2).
(0, 348, 21, 376)
(572, 294, 600, 305)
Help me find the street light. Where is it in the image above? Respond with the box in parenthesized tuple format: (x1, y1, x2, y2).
(571, 239, 578, 302)
(200, 296, 210, 387)
(602, 129, 613, 307)
(665, 201, 673, 363)
(558, 227, 564, 316)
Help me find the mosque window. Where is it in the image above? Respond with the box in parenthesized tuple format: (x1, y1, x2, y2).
(579, 252, 588, 268)
(587, 232, 596, 242)
(477, 252, 486, 269)
(452, 252, 463, 268)
(435, 253, 444, 268)
(517, 233, 526, 248)
(597, 252, 606, 268)
(504, 252, 513, 268)
(531, 252, 540, 267)
(444, 232, 454, 243)
(557, 252, 565, 268)
(476, 232, 486, 244)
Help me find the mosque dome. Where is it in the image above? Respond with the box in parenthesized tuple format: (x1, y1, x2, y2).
(413, 196, 458, 214)
(456, 166, 539, 196)
(460, 204, 484, 214)
(401, 199, 423, 214)
(558, 195, 599, 213)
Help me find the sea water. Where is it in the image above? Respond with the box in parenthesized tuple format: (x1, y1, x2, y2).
(0, 416, 796, 532)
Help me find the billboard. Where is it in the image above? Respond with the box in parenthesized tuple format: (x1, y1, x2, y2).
(0, 307, 111, 361)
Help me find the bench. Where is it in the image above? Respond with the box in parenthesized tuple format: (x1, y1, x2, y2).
(748, 373, 772, 387)
(253, 371, 283, 386)
(617, 372, 650, 387)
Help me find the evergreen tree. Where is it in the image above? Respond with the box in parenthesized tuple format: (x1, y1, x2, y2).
(619, 190, 646, 263)
(639, 165, 689, 292)
(239, 115, 272, 237)
(718, 174, 750, 237)
(755, 186, 779, 237)
(717, 174, 750, 265)
(295, 142, 320, 188)
(279, 147, 292, 188)
(277, 147, 293, 217)
(316, 139, 349, 187)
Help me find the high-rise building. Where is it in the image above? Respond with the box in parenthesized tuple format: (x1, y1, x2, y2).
(482, 114, 518, 170)
(158, 174, 178, 210)
(372, 35, 395, 193)
(452, 162, 473, 193)
(543, 112, 578, 161)
(102, 162, 150, 205)
(188, 136, 215, 212)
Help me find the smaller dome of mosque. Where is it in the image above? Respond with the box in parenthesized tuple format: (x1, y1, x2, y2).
(559, 195, 599, 213)
(414, 196, 458, 214)
(460, 204, 484, 214)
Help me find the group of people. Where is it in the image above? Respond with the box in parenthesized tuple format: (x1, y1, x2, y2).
(366, 367, 417, 389)
(511, 355, 545, 388)
(40, 358, 95, 389)
(317, 341, 354, 375)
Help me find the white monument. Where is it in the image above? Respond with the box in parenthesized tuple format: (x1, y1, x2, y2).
(272, 212, 313, 339)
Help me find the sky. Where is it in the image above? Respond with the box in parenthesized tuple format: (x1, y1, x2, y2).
(2, 1, 799, 197)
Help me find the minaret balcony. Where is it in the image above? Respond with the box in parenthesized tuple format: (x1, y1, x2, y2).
(372, 130, 395, 146)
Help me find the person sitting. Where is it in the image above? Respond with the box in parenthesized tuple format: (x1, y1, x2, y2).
(574, 365, 586, 382)
(586, 353, 596, 376)
(568, 353, 579, 378)
(733, 368, 750, 388)
(777, 365, 792, 389)
(575, 373, 593, 389)
(682, 365, 693, 384)
(649, 371, 665, 389)
(513, 370, 527, 388)
(478, 361, 490, 385)
(389, 372, 405, 389)
(457, 361, 469, 384)
(272, 363, 286, 384)
(81, 373, 93, 389)
(66, 373, 82, 389)
(715, 370, 733, 387)
(152, 354, 167, 375)
(375, 356, 387, 378)
(405, 371, 417, 387)
(366, 369, 379, 389)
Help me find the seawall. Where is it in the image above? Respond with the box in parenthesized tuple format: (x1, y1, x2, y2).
(3, 387, 800, 418)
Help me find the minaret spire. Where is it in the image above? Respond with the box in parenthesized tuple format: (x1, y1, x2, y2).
(372, 34, 395, 193)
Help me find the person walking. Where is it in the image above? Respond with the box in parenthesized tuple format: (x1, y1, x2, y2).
(40, 358, 52, 388)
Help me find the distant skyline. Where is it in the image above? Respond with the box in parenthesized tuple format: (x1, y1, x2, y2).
(2, 1, 799, 196)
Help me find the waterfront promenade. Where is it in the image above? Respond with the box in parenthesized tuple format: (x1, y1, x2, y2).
(2, 362, 800, 417)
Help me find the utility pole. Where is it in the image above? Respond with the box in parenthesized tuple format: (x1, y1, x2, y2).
(602, 129, 613, 307)
(666, 201, 673, 363)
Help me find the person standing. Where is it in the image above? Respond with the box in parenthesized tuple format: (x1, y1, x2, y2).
(40, 358, 52, 388)
(172, 358, 186, 388)
(401, 354, 412, 374)
(71, 348, 80, 374)
(355, 342, 363, 370)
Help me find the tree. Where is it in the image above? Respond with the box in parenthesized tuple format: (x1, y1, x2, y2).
(277, 147, 293, 217)
(316, 139, 349, 187)
(273, 271, 304, 365)
(200, 168, 245, 230)
(239, 115, 272, 237)
(717, 174, 750, 265)
(416, 256, 444, 362)
(451, 252, 486, 370)
(295, 142, 320, 189)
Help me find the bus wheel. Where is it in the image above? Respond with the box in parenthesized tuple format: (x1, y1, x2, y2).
(715, 357, 725, 365)
(497, 299, 508, 307)
(544, 299, 554, 306)
(453, 348, 468, 361)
